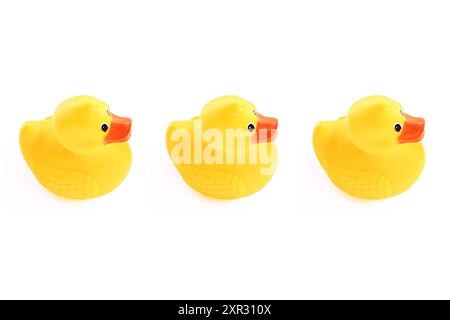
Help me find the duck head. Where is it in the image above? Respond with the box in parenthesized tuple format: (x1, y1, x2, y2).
(200, 95, 278, 143)
(53, 96, 132, 154)
(347, 96, 425, 154)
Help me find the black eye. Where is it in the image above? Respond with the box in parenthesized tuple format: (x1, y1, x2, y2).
(101, 123, 109, 132)
(394, 123, 402, 132)
(248, 123, 256, 132)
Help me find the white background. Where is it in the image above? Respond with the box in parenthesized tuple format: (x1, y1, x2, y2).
(0, 0, 449, 300)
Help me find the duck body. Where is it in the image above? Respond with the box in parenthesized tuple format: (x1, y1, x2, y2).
(167, 120, 278, 200)
(20, 96, 132, 199)
(314, 118, 424, 199)
(313, 96, 425, 200)
(166, 96, 278, 200)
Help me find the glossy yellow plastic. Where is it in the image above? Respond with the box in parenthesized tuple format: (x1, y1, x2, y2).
(166, 95, 278, 199)
(20, 96, 132, 199)
(313, 96, 425, 199)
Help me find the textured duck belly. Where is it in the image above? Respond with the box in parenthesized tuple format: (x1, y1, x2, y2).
(323, 157, 392, 199)
(177, 164, 247, 199)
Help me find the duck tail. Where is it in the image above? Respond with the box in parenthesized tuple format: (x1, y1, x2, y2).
(19, 121, 39, 156)
(166, 119, 196, 159)
(166, 121, 182, 155)
(312, 121, 333, 164)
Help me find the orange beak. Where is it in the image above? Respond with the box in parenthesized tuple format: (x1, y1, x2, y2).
(251, 113, 278, 143)
(398, 113, 425, 144)
(104, 113, 132, 144)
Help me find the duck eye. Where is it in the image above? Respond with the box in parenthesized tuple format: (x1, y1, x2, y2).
(394, 123, 402, 132)
(248, 123, 256, 132)
(101, 123, 109, 132)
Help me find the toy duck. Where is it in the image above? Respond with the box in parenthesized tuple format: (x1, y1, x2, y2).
(166, 95, 278, 199)
(313, 96, 425, 199)
(20, 96, 132, 199)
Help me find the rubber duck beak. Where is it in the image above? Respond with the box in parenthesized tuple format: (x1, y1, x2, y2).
(104, 113, 132, 144)
(251, 113, 278, 143)
(398, 113, 425, 144)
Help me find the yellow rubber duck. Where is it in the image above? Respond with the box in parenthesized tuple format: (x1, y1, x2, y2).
(20, 96, 132, 199)
(166, 95, 278, 199)
(313, 96, 425, 200)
